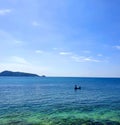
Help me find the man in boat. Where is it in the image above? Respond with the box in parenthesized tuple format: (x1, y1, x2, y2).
(74, 85, 81, 90)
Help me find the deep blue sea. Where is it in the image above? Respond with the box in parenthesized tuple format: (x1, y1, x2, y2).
(0, 77, 120, 125)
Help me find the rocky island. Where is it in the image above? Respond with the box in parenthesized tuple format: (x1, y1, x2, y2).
(0, 70, 41, 77)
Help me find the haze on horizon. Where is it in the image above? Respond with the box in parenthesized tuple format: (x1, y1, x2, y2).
(0, 0, 120, 77)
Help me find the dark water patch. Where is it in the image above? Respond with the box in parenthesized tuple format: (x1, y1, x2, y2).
(3, 120, 27, 125)
(0, 117, 120, 125)
(50, 118, 120, 125)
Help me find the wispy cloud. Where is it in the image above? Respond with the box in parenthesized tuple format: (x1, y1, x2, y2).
(97, 54, 103, 57)
(35, 50, 44, 54)
(59, 50, 105, 63)
(59, 52, 72, 55)
(82, 50, 91, 54)
(114, 45, 120, 50)
(0, 9, 12, 15)
(14, 40, 23, 44)
(71, 55, 101, 62)
(53, 48, 64, 51)
(10, 56, 28, 64)
(53, 48, 58, 50)
(0, 30, 25, 48)
(32, 21, 40, 26)
(13, 40, 25, 46)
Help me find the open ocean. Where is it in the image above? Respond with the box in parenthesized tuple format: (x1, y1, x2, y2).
(0, 77, 120, 125)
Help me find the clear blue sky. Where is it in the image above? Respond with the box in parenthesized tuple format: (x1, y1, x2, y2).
(0, 0, 120, 77)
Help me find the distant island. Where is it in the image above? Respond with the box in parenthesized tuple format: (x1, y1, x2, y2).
(0, 70, 45, 77)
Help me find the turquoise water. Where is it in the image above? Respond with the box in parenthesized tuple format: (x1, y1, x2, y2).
(0, 77, 120, 125)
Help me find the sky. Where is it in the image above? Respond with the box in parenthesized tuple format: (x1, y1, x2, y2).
(0, 0, 120, 77)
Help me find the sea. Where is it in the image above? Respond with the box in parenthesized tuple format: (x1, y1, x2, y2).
(0, 77, 120, 125)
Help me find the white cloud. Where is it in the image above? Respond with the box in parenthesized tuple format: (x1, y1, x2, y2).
(0, 30, 12, 40)
(59, 52, 72, 55)
(53, 48, 58, 50)
(84, 57, 100, 62)
(14, 40, 23, 44)
(114, 45, 120, 50)
(97, 54, 103, 57)
(71, 55, 101, 62)
(0, 30, 25, 46)
(59, 50, 103, 63)
(35, 50, 44, 54)
(13, 40, 25, 46)
(0, 9, 12, 15)
(10, 56, 28, 64)
(53, 47, 64, 51)
(32, 21, 40, 26)
(82, 50, 91, 54)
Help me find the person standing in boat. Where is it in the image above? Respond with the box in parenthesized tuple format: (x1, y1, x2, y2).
(74, 85, 77, 89)
(74, 85, 81, 90)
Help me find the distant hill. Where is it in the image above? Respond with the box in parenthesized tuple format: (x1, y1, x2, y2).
(0, 70, 40, 77)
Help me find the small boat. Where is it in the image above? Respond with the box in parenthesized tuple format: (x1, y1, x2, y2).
(74, 85, 81, 90)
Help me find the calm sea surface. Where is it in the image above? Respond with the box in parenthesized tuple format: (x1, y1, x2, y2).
(0, 77, 120, 125)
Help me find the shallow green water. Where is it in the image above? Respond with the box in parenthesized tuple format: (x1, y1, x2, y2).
(0, 77, 120, 125)
(1, 110, 120, 125)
